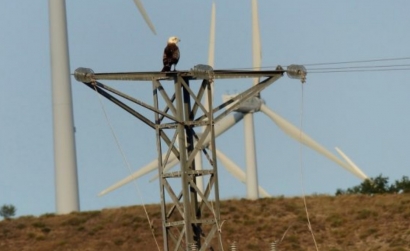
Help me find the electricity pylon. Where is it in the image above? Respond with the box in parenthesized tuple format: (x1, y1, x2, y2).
(74, 66, 292, 250)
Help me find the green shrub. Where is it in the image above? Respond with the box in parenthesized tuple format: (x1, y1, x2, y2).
(0, 204, 16, 219)
(336, 175, 410, 195)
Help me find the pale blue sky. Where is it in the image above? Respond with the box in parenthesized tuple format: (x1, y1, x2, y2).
(1, 1, 410, 217)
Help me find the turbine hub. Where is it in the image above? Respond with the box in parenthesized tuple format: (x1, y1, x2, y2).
(222, 94, 264, 113)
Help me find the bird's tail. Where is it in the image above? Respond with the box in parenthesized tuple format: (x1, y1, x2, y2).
(162, 65, 171, 72)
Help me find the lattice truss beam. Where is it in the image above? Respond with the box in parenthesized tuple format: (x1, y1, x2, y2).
(75, 66, 284, 251)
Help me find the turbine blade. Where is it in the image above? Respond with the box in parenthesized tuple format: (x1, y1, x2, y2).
(198, 112, 245, 146)
(260, 104, 368, 180)
(132, 0, 156, 35)
(100, 113, 245, 195)
(200, 1, 216, 118)
(216, 149, 270, 197)
(335, 147, 368, 179)
(251, 0, 261, 86)
(148, 113, 244, 183)
(148, 157, 180, 182)
(98, 163, 155, 196)
(208, 2, 216, 67)
(98, 153, 178, 196)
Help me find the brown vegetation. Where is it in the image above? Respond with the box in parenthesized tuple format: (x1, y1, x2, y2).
(1, 194, 410, 251)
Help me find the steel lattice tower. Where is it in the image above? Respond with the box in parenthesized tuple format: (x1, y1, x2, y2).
(74, 65, 296, 250)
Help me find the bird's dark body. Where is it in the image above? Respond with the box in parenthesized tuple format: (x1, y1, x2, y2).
(162, 43, 180, 72)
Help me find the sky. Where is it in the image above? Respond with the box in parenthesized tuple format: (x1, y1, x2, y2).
(1, 1, 410, 217)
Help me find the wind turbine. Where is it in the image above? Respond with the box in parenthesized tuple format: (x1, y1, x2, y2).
(49, 0, 156, 214)
(216, 0, 368, 197)
(97, 2, 270, 198)
(97, 1, 368, 199)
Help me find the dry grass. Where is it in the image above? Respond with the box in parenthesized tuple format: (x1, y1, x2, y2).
(1, 194, 410, 251)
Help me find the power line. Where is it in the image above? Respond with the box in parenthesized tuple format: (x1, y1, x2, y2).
(307, 63, 410, 71)
(302, 56, 410, 66)
(223, 65, 410, 74)
(307, 67, 410, 74)
(218, 56, 410, 74)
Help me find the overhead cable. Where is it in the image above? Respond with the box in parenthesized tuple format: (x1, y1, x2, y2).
(302, 56, 410, 66)
(218, 56, 410, 74)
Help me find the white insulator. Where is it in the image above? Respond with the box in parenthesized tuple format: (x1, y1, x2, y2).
(230, 241, 237, 251)
(74, 67, 95, 83)
(286, 64, 307, 83)
(270, 241, 277, 251)
(192, 64, 214, 72)
(190, 64, 214, 80)
(189, 243, 198, 251)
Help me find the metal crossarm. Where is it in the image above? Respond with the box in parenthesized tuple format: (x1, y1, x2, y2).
(74, 66, 285, 82)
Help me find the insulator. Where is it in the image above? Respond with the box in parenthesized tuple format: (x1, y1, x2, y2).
(190, 64, 214, 80)
(189, 243, 198, 251)
(271, 241, 277, 251)
(286, 64, 307, 83)
(192, 64, 213, 72)
(230, 241, 237, 251)
(74, 67, 95, 83)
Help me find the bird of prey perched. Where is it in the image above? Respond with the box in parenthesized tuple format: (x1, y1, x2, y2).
(162, 36, 180, 72)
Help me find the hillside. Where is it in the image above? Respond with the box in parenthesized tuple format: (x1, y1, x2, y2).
(1, 194, 409, 251)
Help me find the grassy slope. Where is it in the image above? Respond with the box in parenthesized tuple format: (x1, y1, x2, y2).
(1, 194, 410, 251)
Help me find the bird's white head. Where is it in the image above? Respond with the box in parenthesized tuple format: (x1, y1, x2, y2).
(167, 36, 180, 44)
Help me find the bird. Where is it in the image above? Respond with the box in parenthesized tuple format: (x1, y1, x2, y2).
(162, 36, 180, 72)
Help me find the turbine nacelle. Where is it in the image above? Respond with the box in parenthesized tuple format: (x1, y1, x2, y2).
(222, 94, 264, 113)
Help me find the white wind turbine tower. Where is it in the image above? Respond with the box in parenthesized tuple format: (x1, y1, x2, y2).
(48, 0, 156, 214)
(244, 0, 262, 199)
(194, 2, 216, 198)
(97, 1, 368, 199)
